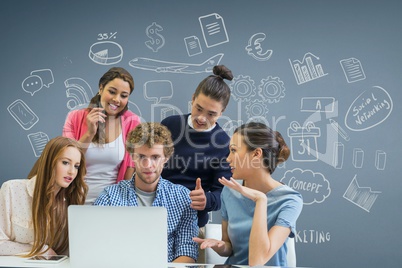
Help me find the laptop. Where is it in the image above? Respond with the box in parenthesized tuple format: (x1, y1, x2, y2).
(68, 205, 167, 268)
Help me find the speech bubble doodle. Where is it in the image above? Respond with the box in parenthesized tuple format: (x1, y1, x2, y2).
(345, 86, 393, 131)
(31, 69, 54, 88)
(144, 80, 173, 104)
(281, 168, 331, 205)
(22, 69, 54, 96)
(22, 75, 43, 96)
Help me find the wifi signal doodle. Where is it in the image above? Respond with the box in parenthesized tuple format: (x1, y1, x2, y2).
(64, 77, 94, 110)
(145, 22, 165, 52)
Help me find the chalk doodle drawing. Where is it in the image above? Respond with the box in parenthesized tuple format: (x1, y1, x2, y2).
(352, 148, 364, 168)
(245, 99, 269, 119)
(64, 77, 94, 110)
(258, 76, 285, 103)
(184, 36, 202, 57)
(145, 22, 165, 52)
(301, 97, 335, 113)
(89, 41, 123, 65)
(143, 80, 173, 104)
(229, 75, 256, 102)
(332, 142, 344, 169)
(230, 75, 285, 103)
(343, 175, 381, 212)
(375, 150, 386, 170)
(245, 33, 273, 61)
(28, 132, 49, 157)
(329, 119, 350, 141)
(7, 99, 39, 130)
(340, 57, 366, 83)
(22, 69, 54, 96)
(281, 168, 331, 205)
(345, 86, 393, 131)
(129, 54, 224, 74)
(199, 13, 229, 48)
(289, 52, 328, 85)
(287, 121, 321, 162)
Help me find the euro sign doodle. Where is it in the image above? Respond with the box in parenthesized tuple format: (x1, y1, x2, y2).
(145, 22, 165, 52)
(245, 33, 273, 61)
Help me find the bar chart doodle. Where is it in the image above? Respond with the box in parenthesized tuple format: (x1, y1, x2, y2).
(343, 175, 381, 212)
(289, 52, 328, 85)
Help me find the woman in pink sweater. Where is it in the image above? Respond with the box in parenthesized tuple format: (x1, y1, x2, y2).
(63, 67, 140, 204)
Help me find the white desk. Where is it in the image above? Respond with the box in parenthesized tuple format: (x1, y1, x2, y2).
(0, 256, 286, 268)
(0, 256, 70, 267)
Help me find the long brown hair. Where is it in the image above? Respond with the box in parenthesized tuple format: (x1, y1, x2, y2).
(87, 67, 135, 144)
(26, 136, 88, 256)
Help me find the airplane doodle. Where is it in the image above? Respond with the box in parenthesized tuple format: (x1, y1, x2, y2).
(128, 53, 224, 74)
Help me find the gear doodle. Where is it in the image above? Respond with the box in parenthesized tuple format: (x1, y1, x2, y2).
(245, 99, 269, 118)
(258, 76, 285, 103)
(229, 75, 256, 102)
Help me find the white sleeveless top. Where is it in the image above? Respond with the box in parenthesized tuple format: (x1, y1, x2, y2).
(84, 133, 124, 204)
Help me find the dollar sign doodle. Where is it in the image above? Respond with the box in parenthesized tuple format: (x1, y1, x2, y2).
(145, 22, 165, 52)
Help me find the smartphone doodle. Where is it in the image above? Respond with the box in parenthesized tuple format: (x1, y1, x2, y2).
(7, 99, 39, 130)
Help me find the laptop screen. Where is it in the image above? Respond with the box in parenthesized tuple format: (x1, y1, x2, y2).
(68, 205, 167, 268)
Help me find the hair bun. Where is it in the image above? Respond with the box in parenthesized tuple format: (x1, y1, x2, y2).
(275, 131, 290, 163)
(213, 65, 233, 81)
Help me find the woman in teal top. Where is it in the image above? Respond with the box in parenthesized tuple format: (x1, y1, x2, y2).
(194, 122, 303, 267)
